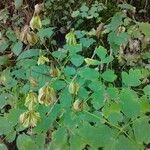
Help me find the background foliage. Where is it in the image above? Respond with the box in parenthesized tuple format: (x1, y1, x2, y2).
(0, 0, 150, 149)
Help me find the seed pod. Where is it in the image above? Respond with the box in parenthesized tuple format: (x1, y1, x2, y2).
(38, 85, 57, 106)
(65, 29, 77, 45)
(73, 99, 83, 112)
(69, 81, 79, 95)
(49, 64, 61, 78)
(30, 78, 38, 87)
(84, 58, 100, 65)
(20, 25, 30, 44)
(34, 3, 44, 15)
(37, 55, 49, 65)
(25, 92, 38, 110)
(26, 31, 38, 46)
(30, 15, 42, 30)
(20, 110, 40, 128)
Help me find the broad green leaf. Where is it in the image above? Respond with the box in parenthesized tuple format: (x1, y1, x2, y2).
(52, 49, 67, 60)
(120, 88, 140, 118)
(0, 55, 9, 66)
(0, 116, 13, 135)
(17, 134, 40, 150)
(12, 41, 23, 56)
(143, 85, 150, 96)
(106, 135, 138, 150)
(49, 128, 69, 150)
(17, 49, 40, 60)
(80, 37, 95, 48)
(106, 86, 119, 100)
(77, 123, 114, 149)
(0, 144, 8, 150)
(122, 69, 142, 87)
(106, 12, 124, 31)
(102, 70, 117, 82)
(51, 80, 66, 91)
(37, 27, 54, 39)
(96, 46, 107, 60)
(78, 67, 99, 81)
(60, 88, 73, 108)
(88, 81, 103, 92)
(64, 66, 76, 76)
(0, 95, 6, 109)
(0, 40, 9, 53)
(70, 134, 85, 150)
(65, 44, 82, 56)
(133, 117, 150, 144)
(91, 90, 105, 109)
(95, 46, 113, 64)
(70, 54, 84, 67)
(33, 105, 61, 133)
(71, 10, 80, 18)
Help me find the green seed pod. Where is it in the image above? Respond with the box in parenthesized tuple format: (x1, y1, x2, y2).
(65, 29, 77, 45)
(25, 92, 38, 110)
(49, 64, 61, 78)
(30, 15, 42, 30)
(37, 55, 49, 65)
(69, 81, 79, 95)
(84, 58, 100, 65)
(73, 99, 83, 112)
(26, 31, 38, 46)
(20, 110, 40, 128)
(38, 85, 57, 106)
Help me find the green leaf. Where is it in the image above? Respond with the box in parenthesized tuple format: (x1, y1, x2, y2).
(0, 40, 9, 53)
(52, 49, 67, 60)
(17, 49, 40, 60)
(133, 117, 150, 144)
(65, 44, 82, 56)
(91, 90, 105, 109)
(0, 55, 9, 66)
(0, 95, 6, 109)
(77, 123, 114, 148)
(120, 88, 140, 118)
(80, 37, 95, 48)
(139, 22, 150, 37)
(17, 134, 40, 150)
(80, 4, 89, 12)
(122, 69, 142, 87)
(106, 135, 138, 150)
(49, 128, 69, 150)
(106, 86, 119, 100)
(71, 10, 80, 18)
(0, 144, 8, 150)
(143, 85, 150, 96)
(37, 27, 54, 39)
(95, 46, 107, 60)
(78, 67, 99, 81)
(0, 116, 13, 135)
(102, 70, 117, 82)
(106, 12, 124, 31)
(15, 0, 23, 9)
(64, 66, 76, 76)
(51, 80, 66, 91)
(95, 46, 113, 64)
(12, 41, 23, 56)
(70, 54, 84, 67)
(70, 134, 85, 150)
